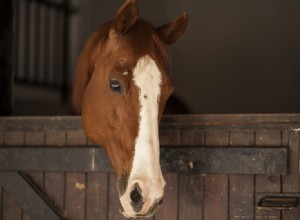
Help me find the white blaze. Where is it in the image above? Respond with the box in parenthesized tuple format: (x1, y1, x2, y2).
(120, 55, 165, 217)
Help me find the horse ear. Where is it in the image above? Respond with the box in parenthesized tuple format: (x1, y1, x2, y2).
(157, 13, 189, 44)
(113, 0, 138, 34)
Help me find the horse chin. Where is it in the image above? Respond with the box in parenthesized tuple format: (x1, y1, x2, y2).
(119, 201, 161, 219)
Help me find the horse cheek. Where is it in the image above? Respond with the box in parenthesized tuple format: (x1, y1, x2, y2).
(81, 82, 106, 146)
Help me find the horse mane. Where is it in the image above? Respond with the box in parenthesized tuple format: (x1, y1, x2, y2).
(72, 19, 170, 114)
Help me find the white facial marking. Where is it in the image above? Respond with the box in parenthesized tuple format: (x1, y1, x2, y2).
(120, 55, 165, 217)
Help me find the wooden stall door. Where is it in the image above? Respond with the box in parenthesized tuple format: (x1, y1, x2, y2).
(0, 115, 300, 220)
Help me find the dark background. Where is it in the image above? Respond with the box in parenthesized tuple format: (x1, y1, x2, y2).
(6, 0, 300, 115)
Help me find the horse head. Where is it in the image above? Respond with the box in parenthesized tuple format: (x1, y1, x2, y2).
(72, 0, 188, 218)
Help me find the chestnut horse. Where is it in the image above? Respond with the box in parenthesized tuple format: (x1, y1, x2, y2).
(72, 0, 188, 218)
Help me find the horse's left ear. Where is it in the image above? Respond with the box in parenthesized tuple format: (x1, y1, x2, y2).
(113, 0, 138, 34)
(157, 13, 189, 44)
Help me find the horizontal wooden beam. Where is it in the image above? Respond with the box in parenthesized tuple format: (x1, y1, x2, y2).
(0, 147, 112, 172)
(1, 114, 300, 132)
(161, 146, 287, 175)
(0, 146, 287, 174)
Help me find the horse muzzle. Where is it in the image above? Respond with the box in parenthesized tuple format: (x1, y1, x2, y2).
(119, 178, 165, 218)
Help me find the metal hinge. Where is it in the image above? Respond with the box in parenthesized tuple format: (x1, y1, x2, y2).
(257, 194, 300, 210)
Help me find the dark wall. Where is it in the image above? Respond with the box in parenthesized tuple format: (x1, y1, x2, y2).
(168, 0, 300, 113)
(73, 0, 300, 114)
(0, 0, 13, 116)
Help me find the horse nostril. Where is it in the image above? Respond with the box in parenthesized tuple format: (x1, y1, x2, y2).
(158, 197, 164, 205)
(130, 183, 142, 204)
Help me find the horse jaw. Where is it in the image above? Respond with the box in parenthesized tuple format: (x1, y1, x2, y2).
(119, 55, 166, 218)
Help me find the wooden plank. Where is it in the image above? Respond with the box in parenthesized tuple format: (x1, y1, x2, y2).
(0, 147, 112, 172)
(26, 171, 45, 192)
(155, 174, 178, 220)
(204, 130, 229, 146)
(255, 129, 282, 220)
(282, 132, 299, 192)
(25, 131, 45, 146)
(282, 131, 300, 220)
(45, 131, 66, 146)
(161, 114, 300, 128)
(203, 174, 228, 220)
(161, 147, 287, 174)
(229, 130, 255, 220)
(0, 131, 4, 145)
(3, 131, 24, 145)
(0, 172, 63, 220)
(86, 172, 108, 220)
(0, 186, 3, 219)
(230, 130, 255, 146)
(3, 190, 22, 220)
(256, 130, 281, 146)
(159, 129, 179, 146)
(66, 130, 87, 146)
(229, 175, 254, 220)
(45, 172, 65, 213)
(1, 114, 300, 133)
(178, 174, 203, 220)
(179, 129, 204, 146)
(0, 116, 81, 132)
(0, 146, 287, 174)
(108, 174, 126, 220)
(22, 212, 31, 220)
(65, 173, 86, 220)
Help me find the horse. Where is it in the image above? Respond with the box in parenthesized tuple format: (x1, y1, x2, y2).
(72, 0, 188, 218)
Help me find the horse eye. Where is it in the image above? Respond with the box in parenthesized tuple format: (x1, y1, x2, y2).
(109, 80, 123, 93)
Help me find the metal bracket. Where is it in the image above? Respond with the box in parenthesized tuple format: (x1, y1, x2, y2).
(257, 194, 300, 210)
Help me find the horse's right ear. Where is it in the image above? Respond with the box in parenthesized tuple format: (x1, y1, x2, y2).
(157, 13, 189, 44)
(113, 0, 138, 34)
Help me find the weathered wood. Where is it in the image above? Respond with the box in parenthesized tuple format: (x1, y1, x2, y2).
(229, 175, 254, 220)
(0, 116, 81, 132)
(3, 190, 22, 220)
(65, 173, 86, 220)
(229, 130, 255, 220)
(282, 132, 299, 192)
(203, 174, 228, 220)
(204, 130, 229, 146)
(0, 186, 3, 219)
(0, 0, 14, 116)
(0, 146, 288, 175)
(44, 172, 65, 213)
(282, 132, 300, 220)
(108, 174, 126, 220)
(161, 147, 287, 174)
(0, 114, 300, 220)
(0, 147, 112, 172)
(255, 130, 282, 219)
(0, 172, 64, 220)
(229, 130, 255, 146)
(155, 174, 178, 220)
(178, 174, 203, 220)
(22, 212, 31, 220)
(1, 114, 300, 132)
(86, 172, 108, 220)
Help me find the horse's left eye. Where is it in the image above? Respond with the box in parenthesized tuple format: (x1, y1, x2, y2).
(109, 80, 123, 93)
